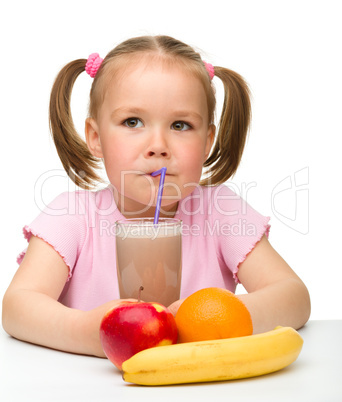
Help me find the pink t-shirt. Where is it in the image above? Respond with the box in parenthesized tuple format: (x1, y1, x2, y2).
(17, 185, 270, 310)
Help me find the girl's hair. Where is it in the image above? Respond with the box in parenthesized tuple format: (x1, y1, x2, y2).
(49, 35, 251, 189)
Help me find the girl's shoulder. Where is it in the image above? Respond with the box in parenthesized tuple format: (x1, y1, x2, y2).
(21, 186, 115, 247)
(38, 186, 115, 219)
(17, 186, 115, 271)
(177, 184, 270, 238)
(178, 184, 248, 218)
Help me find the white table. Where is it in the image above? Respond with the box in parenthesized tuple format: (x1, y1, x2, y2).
(1, 320, 341, 402)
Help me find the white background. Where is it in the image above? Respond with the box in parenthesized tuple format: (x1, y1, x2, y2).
(0, 0, 341, 320)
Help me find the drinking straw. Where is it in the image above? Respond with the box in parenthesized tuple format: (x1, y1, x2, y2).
(151, 167, 167, 224)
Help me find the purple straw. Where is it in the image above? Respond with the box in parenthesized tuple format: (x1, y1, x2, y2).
(151, 167, 167, 224)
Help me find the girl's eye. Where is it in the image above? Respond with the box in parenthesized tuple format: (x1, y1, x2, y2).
(172, 121, 191, 131)
(124, 118, 143, 128)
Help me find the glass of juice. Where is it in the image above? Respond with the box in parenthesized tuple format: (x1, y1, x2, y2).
(115, 218, 182, 306)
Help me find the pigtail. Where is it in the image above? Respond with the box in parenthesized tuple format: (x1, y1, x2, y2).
(49, 59, 102, 189)
(202, 66, 251, 185)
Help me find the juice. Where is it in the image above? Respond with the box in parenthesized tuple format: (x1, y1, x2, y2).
(116, 219, 182, 306)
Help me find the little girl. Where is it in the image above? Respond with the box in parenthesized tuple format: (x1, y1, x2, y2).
(2, 35, 310, 357)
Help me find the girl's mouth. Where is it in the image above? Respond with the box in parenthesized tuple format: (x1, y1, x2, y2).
(144, 172, 173, 177)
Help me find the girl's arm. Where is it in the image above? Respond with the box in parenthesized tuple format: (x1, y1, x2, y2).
(236, 235, 311, 333)
(168, 236, 310, 332)
(2, 236, 126, 357)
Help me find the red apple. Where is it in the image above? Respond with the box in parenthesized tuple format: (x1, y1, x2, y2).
(99, 290, 178, 370)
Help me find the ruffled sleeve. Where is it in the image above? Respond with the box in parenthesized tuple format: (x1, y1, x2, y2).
(210, 185, 270, 283)
(17, 191, 89, 279)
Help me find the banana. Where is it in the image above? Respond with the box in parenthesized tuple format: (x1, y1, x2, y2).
(121, 326, 303, 386)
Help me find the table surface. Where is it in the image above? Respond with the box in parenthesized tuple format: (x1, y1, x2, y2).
(1, 320, 341, 402)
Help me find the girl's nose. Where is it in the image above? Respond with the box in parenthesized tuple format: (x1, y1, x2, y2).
(144, 131, 171, 159)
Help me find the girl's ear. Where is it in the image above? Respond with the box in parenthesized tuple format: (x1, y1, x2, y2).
(85, 118, 103, 158)
(204, 124, 215, 159)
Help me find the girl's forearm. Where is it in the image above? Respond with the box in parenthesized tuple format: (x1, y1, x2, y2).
(237, 278, 311, 334)
(2, 289, 111, 357)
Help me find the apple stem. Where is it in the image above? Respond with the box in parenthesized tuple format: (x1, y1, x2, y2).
(138, 286, 144, 303)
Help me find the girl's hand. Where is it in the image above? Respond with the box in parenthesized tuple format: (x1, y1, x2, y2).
(2, 235, 138, 358)
(84, 298, 138, 358)
(167, 298, 185, 316)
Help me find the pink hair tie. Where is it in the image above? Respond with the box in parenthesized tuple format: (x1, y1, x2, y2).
(85, 53, 103, 78)
(203, 61, 215, 80)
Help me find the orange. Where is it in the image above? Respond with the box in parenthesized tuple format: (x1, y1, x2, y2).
(175, 287, 253, 343)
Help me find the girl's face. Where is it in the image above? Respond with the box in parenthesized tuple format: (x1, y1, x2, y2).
(86, 57, 214, 218)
